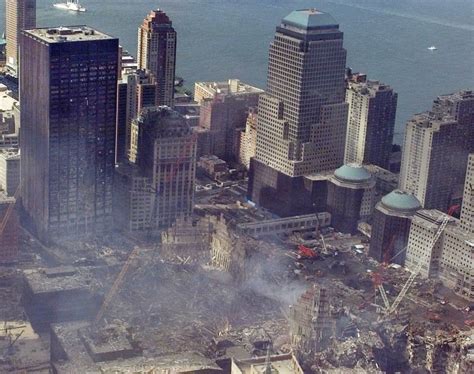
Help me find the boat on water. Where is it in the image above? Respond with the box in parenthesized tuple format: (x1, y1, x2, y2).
(53, 0, 86, 12)
(427, 46, 437, 51)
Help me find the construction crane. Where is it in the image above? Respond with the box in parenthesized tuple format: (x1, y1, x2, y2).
(94, 245, 141, 326)
(378, 213, 451, 316)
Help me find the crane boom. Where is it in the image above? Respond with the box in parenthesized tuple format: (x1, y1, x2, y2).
(94, 245, 141, 325)
(378, 285, 391, 310)
(388, 214, 450, 314)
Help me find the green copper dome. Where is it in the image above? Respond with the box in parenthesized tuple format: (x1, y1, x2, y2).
(381, 190, 421, 212)
(282, 9, 339, 30)
(334, 164, 372, 183)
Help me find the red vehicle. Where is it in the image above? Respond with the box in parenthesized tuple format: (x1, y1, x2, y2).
(297, 244, 318, 259)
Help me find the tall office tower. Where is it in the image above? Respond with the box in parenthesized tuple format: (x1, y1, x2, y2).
(116, 69, 157, 163)
(248, 9, 348, 216)
(137, 9, 176, 107)
(115, 107, 196, 231)
(399, 92, 473, 212)
(344, 74, 397, 169)
(195, 80, 263, 161)
(20, 26, 119, 242)
(5, 0, 36, 76)
(460, 154, 473, 233)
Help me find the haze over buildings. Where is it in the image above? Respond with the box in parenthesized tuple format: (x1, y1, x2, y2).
(0, 3, 473, 373)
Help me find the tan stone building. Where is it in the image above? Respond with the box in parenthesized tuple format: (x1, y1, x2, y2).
(137, 9, 176, 107)
(5, 0, 36, 76)
(239, 108, 258, 169)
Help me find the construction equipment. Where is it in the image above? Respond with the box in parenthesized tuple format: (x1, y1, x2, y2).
(94, 245, 141, 326)
(384, 214, 451, 315)
(297, 244, 318, 259)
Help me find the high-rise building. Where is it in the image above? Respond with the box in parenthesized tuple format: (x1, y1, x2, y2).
(195, 80, 263, 161)
(5, 0, 36, 76)
(137, 9, 176, 107)
(115, 68, 157, 163)
(344, 74, 397, 169)
(404, 158, 474, 301)
(115, 107, 196, 231)
(20, 26, 119, 241)
(400, 91, 473, 212)
(460, 154, 473, 233)
(248, 9, 348, 216)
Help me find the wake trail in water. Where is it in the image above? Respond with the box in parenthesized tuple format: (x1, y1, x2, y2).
(325, 0, 474, 32)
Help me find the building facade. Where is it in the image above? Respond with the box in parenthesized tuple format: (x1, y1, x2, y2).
(0, 196, 18, 263)
(404, 159, 474, 301)
(369, 190, 421, 265)
(400, 91, 473, 211)
(248, 9, 348, 216)
(195, 80, 263, 161)
(460, 154, 473, 233)
(344, 75, 397, 169)
(326, 164, 375, 234)
(0, 149, 20, 196)
(116, 68, 157, 163)
(239, 108, 258, 169)
(115, 107, 196, 231)
(20, 26, 119, 241)
(137, 9, 176, 107)
(5, 0, 36, 76)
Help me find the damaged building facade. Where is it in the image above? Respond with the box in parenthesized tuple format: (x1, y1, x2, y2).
(20, 26, 119, 242)
(114, 106, 196, 230)
(289, 286, 333, 357)
(405, 155, 474, 300)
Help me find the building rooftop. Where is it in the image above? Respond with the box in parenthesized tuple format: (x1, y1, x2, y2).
(0, 149, 20, 160)
(364, 164, 399, 185)
(23, 266, 99, 294)
(282, 9, 338, 30)
(0, 321, 50, 373)
(24, 26, 116, 43)
(232, 353, 303, 374)
(334, 164, 372, 183)
(0, 86, 18, 112)
(381, 190, 421, 213)
(195, 79, 264, 98)
(347, 79, 394, 96)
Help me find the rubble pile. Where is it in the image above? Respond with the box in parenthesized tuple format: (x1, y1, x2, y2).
(103, 257, 285, 357)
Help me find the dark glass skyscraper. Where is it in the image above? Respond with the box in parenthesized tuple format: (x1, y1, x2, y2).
(20, 26, 119, 241)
